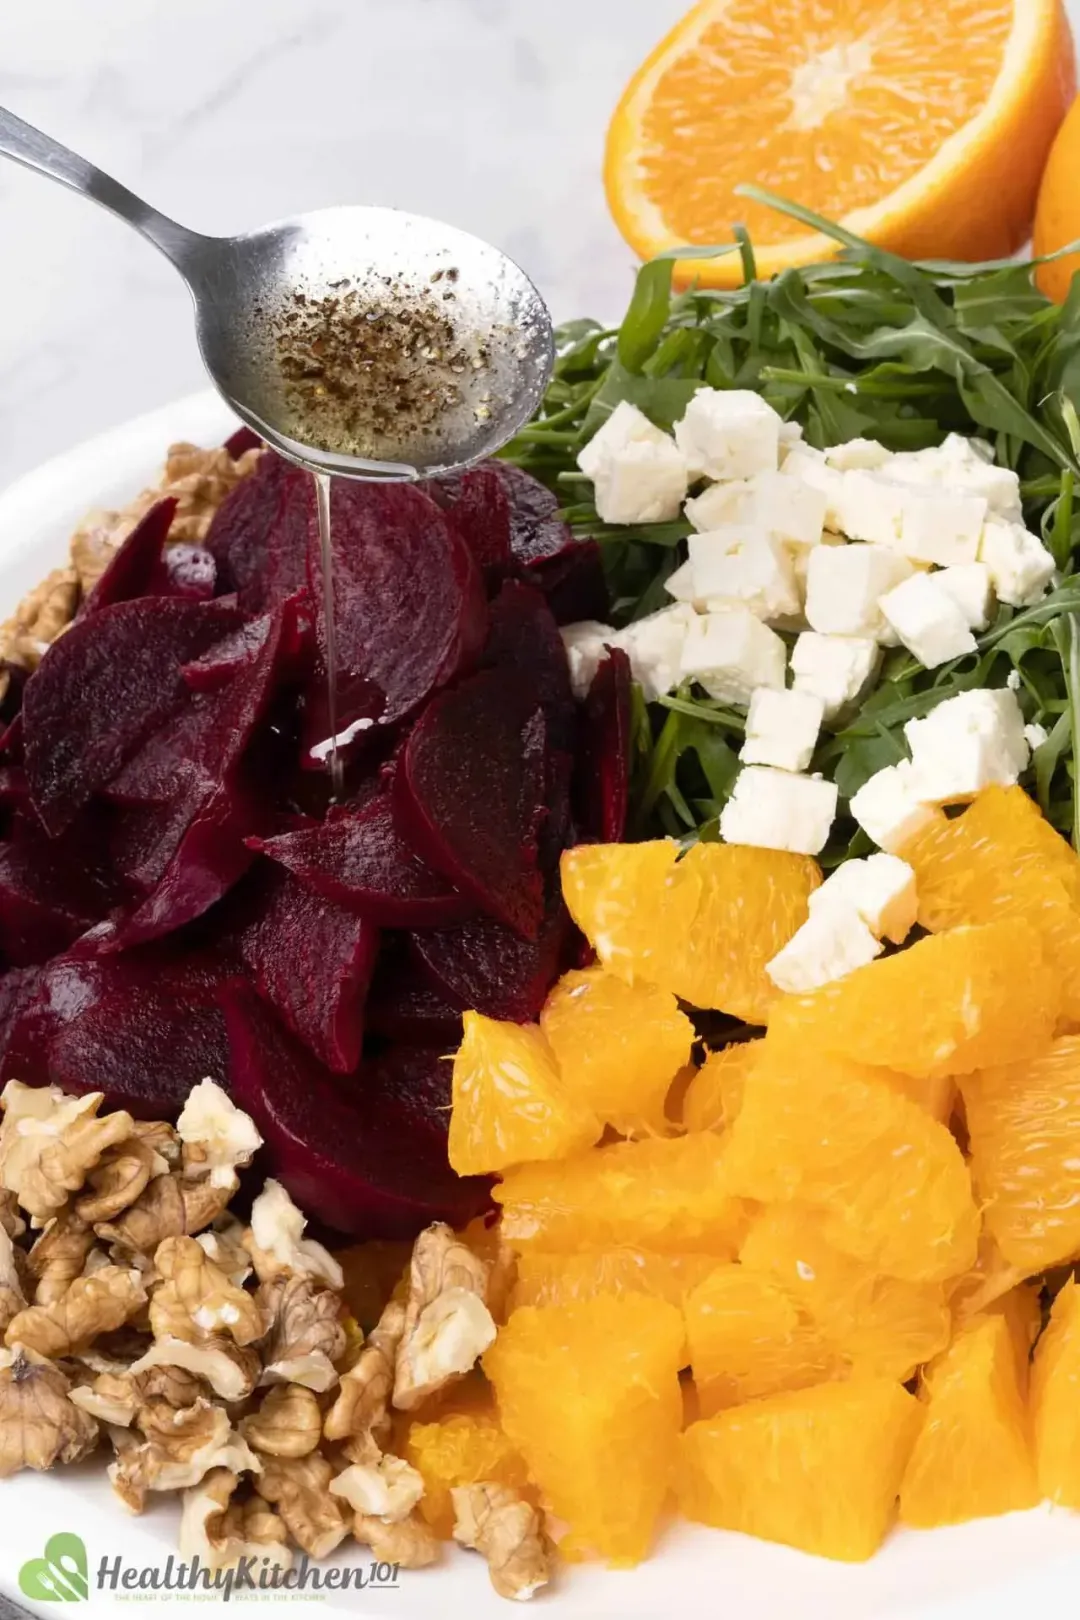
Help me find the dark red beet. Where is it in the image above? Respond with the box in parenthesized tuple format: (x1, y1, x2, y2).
(539, 746, 574, 879)
(0, 965, 45, 1074)
(527, 537, 608, 626)
(0, 823, 118, 964)
(481, 580, 575, 753)
(234, 865, 378, 1073)
(394, 671, 546, 939)
(410, 901, 570, 1022)
(366, 947, 463, 1045)
(489, 461, 571, 565)
(430, 464, 512, 577)
(225, 426, 263, 459)
(23, 596, 241, 835)
(80, 499, 178, 615)
(0, 767, 29, 810)
(250, 792, 470, 928)
(225, 988, 489, 1238)
(489, 461, 608, 624)
(205, 452, 305, 613)
(358, 1044, 456, 1151)
(575, 647, 632, 843)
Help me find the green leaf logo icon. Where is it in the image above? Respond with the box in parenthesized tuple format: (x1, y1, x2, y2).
(19, 1532, 88, 1602)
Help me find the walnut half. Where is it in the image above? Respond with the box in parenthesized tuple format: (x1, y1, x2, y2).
(0, 1348, 99, 1477)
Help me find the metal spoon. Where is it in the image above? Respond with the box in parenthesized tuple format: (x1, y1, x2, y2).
(0, 104, 555, 481)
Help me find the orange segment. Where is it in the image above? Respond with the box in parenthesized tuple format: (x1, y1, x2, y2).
(484, 1295, 685, 1565)
(948, 1232, 1028, 1324)
(681, 1041, 762, 1132)
(684, 1263, 838, 1414)
(1035, 93, 1080, 302)
(509, 1247, 725, 1314)
(403, 1403, 532, 1538)
(540, 967, 695, 1137)
(899, 1314, 1038, 1527)
(560, 840, 700, 989)
(606, 0, 1074, 285)
(962, 1033, 1080, 1272)
(449, 1011, 600, 1175)
(1031, 1277, 1080, 1504)
(679, 1379, 922, 1561)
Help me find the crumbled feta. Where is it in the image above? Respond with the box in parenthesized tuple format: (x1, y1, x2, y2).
(849, 760, 939, 854)
(614, 603, 697, 702)
(979, 519, 1056, 607)
(804, 543, 914, 640)
(808, 853, 918, 944)
(936, 562, 994, 631)
(685, 480, 752, 533)
(888, 435, 1022, 520)
(790, 631, 880, 720)
(878, 572, 977, 669)
(780, 445, 845, 531)
(688, 528, 801, 621)
(561, 620, 618, 700)
(674, 388, 781, 481)
(577, 401, 687, 524)
(824, 438, 892, 472)
(895, 485, 986, 567)
(904, 687, 1029, 804)
(741, 688, 824, 773)
(766, 906, 882, 993)
(1025, 721, 1050, 750)
(680, 608, 787, 706)
(790, 532, 845, 602)
(664, 559, 698, 604)
(834, 470, 908, 547)
(719, 766, 838, 855)
(747, 471, 828, 548)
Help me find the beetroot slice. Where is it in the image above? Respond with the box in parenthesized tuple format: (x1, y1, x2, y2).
(225, 426, 263, 459)
(489, 461, 571, 564)
(251, 792, 470, 928)
(80, 499, 178, 615)
(487, 461, 609, 623)
(394, 671, 546, 940)
(0, 965, 45, 1075)
(527, 538, 608, 626)
(205, 452, 305, 612)
(23, 596, 242, 835)
(366, 947, 463, 1045)
(481, 580, 575, 753)
(575, 647, 632, 843)
(410, 901, 570, 1022)
(431, 464, 512, 577)
(234, 865, 378, 1074)
(0, 823, 118, 964)
(225, 988, 490, 1239)
(356, 1045, 456, 1151)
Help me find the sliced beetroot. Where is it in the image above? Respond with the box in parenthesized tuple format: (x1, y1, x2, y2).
(205, 452, 305, 613)
(481, 580, 575, 753)
(225, 988, 490, 1238)
(23, 596, 242, 835)
(234, 864, 378, 1073)
(431, 463, 512, 577)
(0, 824, 118, 964)
(490, 461, 571, 565)
(539, 746, 574, 878)
(225, 426, 263, 459)
(487, 461, 608, 622)
(575, 647, 632, 843)
(250, 792, 470, 928)
(358, 1044, 455, 1151)
(527, 537, 608, 626)
(410, 900, 570, 1022)
(366, 947, 463, 1045)
(394, 671, 545, 939)
(0, 964, 45, 1076)
(80, 499, 178, 615)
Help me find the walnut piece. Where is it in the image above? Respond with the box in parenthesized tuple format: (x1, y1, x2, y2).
(150, 1237, 264, 1348)
(0, 1189, 25, 1239)
(0, 1225, 26, 1334)
(246, 1179, 344, 1289)
(240, 1385, 322, 1458)
(195, 1218, 252, 1287)
(393, 1224, 496, 1411)
(330, 1455, 424, 1523)
(127, 1336, 260, 1403)
(0, 1083, 135, 1222)
(179, 1468, 294, 1572)
(255, 1451, 350, 1558)
(176, 1080, 261, 1192)
(0, 566, 79, 693)
(69, 1370, 139, 1427)
(107, 1397, 259, 1504)
(75, 1131, 170, 1224)
(323, 1296, 404, 1457)
(452, 1483, 551, 1602)
(27, 1212, 95, 1305)
(5, 1265, 147, 1358)
(0, 1347, 99, 1476)
(258, 1273, 345, 1392)
(353, 1509, 440, 1569)
(96, 1168, 232, 1258)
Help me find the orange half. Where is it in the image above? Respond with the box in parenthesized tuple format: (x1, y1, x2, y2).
(606, 0, 1074, 286)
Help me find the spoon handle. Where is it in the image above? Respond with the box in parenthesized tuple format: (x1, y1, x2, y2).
(0, 103, 205, 270)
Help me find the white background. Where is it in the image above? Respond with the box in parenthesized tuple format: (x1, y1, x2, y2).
(0, 0, 1079, 492)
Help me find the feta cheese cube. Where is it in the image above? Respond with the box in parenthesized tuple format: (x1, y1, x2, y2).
(664, 559, 698, 604)
(741, 688, 824, 772)
(719, 766, 838, 855)
(577, 401, 688, 525)
(1025, 721, 1050, 750)
(849, 760, 938, 854)
(808, 853, 918, 944)
(778, 419, 804, 462)
(904, 687, 1029, 804)
(614, 603, 697, 702)
(835, 470, 907, 547)
(685, 480, 752, 533)
(804, 543, 914, 640)
(878, 572, 977, 669)
(824, 438, 892, 472)
(979, 519, 1056, 607)
(936, 562, 994, 630)
(747, 472, 827, 547)
(680, 608, 787, 706)
(790, 631, 880, 720)
(790, 531, 845, 602)
(674, 388, 781, 481)
(780, 445, 845, 532)
(765, 906, 882, 993)
(896, 485, 987, 567)
(889, 435, 1022, 520)
(561, 620, 617, 700)
(688, 528, 801, 621)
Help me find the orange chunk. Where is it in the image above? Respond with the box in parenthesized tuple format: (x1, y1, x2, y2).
(769, 919, 1060, 1079)
(540, 966, 694, 1136)
(962, 1033, 1080, 1272)
(985, 1283, 1043, 1395)
(947, 1231, 1027, 1321)
(683, 1263, 837, 1414)
(510, 1247, 724, 1314)
(681, 1041, 762, 1132)
(494, 1132, 750, 1255)
(404, 1404, 532, 1538)
(560, 840, 701, 988)
(449, 1011, 599, 1175)
(1031, 1277, 1080, 1504)
(721, 1047, 979, 1283)
(740, 1206, 950, 1381)
(679, 1378, 922, 1562)
(899, 1314, 1037, 1526)
(485, 1294, 684, 1565)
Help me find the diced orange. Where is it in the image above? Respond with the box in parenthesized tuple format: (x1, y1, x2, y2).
(683, 1263, 837, 1414)
(509, 1246, 724, 1314)
(899, 1314, 1037, 1526)
(985, 1283, 1043, 1395)
(540, 967, 694, 1136)
(681, 1041, 762, 1132)
(449, 1011, 599, 1175)
(484, 1294, 684, 1565)
(404, 1403, 532, 1537)
(721, 1047, 979, 1283)
(740, 1206, 951, 1381)
(962, 1034, 1080, 1272)
(769, 919, 1060, 1079)
(679, 1379, 922, 1562)
(1031, 1277, 1080, 1504)
(947, 1231, 1027, 1322)
(902, 786, 1080, 1020)
(561, 840, 702, 989)
(494, 1132, 751, 1254)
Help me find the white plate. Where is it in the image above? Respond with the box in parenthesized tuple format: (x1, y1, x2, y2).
(1, 395, 1080, 1619)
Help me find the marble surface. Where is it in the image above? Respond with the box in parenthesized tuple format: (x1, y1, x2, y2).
(0, 0, 1077, 493)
